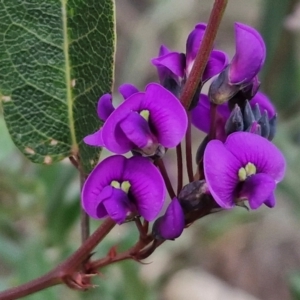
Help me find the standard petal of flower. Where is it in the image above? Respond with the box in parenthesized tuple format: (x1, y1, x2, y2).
(239, 173, 275, 209)
(97, 94, 114, 121)
(204, 140, 241, 208)
(84, 128, 105, 147)
(250, 91, 276, 118)
(119, 83, 139, 100)
(203, 50, 229, 82)
(186, 23, 206, 74)
(144, 83, 188, 148)
(225, 132, 286, 182)
(101, 92, 145, 154)
(154, 198, 185, 240)
(119, 112, 153, 149)
(151, 52, 186, 82)
(102, 187, 131, 224)
(123, 156, 165, 221)
(229, 23, 266, 84)
(82, 155, 126, 218)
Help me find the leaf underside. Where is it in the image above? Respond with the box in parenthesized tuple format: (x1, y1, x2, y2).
(0, 0, 115, 173)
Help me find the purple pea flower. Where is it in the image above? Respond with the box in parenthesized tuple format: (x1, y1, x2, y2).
(84, 83, 188, 155)
(209, 23, 266, 104)
(191, 91, 275, 139)
(82, 155, 166, 224)
(152, 198, 185, 240)
(204, 132, 286, 209)
(152, 23, 228, 95)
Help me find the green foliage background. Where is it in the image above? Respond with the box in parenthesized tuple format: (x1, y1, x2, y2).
(1, 0, 300, 299)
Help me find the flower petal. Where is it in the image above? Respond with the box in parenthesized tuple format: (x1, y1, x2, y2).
(225, 132, 286, 182)
(119, 111, 153, 149)
(186, 23, 206, 75)
(204, 140, 241, 208)
(229, 23, 266, 84)
(101, 187, 131, 224)
(250, 91, 276, 118)
(151, 52, 186, 83)
(158, 44, 171, 56)
(143, 83, 188, 147)
(97, 94, 114, 121)
(264, 191, 275, 208)
(153, 198, 185, 240)
(191, 94, 211, 133)
(82, 155, 126, 218)
(118, 83, 139, 100)
(101, 92, 146, 154)
(239, 173, 275, 209)
(84, 128, 104, 147)
(203, 50, 229, 82)
(191, 94, 230, 134)
(123, 156, 165, 221)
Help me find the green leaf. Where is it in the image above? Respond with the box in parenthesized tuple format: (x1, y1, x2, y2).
(0, 0, 115, 172)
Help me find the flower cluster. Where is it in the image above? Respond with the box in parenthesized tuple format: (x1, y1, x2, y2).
(81, 21, 286, 241)
(82, 83, 187, 227)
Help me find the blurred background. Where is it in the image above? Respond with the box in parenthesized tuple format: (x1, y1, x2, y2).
(1, 0, 300, 299)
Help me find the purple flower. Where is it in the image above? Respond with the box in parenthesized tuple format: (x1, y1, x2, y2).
(191, 91, 275, 139)
(152, 198, 185, 240)
(204, 132, 286, 209)
(209, 23, 266, 104)
(82, 155, 166, 224)
(84, 83, 188, 155)
(151, 23, 228, 94)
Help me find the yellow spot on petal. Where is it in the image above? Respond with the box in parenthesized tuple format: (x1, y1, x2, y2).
(245, 162, 256, 176)
(140, 110, 150, 121)
(111, 180, 121, 189)
(44, 156, 52, 165)
(238, 167, 247, 181)
(121, 181, 131, 193)
(25, 147, 35, 155)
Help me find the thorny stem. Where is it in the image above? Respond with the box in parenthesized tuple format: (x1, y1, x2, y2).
(176, 143, 183, 195)
(157, 159, 176, 199)
(185, 112, 194, 182)
(180, 0, 228, 110)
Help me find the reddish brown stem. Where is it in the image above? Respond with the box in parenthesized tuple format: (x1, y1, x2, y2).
(157, 159, 176, 199)
(0, 218, 115, 300)
(176, 143, 183, 194)
(180, 0, 228, 110)
(185, 112, 194, 182)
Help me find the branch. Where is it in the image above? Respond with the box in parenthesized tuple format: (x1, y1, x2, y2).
(0, 218, 116, 300)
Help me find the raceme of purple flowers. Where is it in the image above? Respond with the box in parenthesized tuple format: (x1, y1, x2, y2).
(81, 21, 286, 241)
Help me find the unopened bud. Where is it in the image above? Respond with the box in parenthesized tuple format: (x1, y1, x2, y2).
(258, 110, 270, 138)
(225, 104, 244, 135)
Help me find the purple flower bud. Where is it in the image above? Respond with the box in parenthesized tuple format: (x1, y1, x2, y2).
(152, 198, 185, 240)
(82, 155, 166, 224)
(204, 132, 286, 209)
(225, 104, 244, 135)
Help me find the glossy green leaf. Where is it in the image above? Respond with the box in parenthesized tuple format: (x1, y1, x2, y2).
(0, 0, 115, 172)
